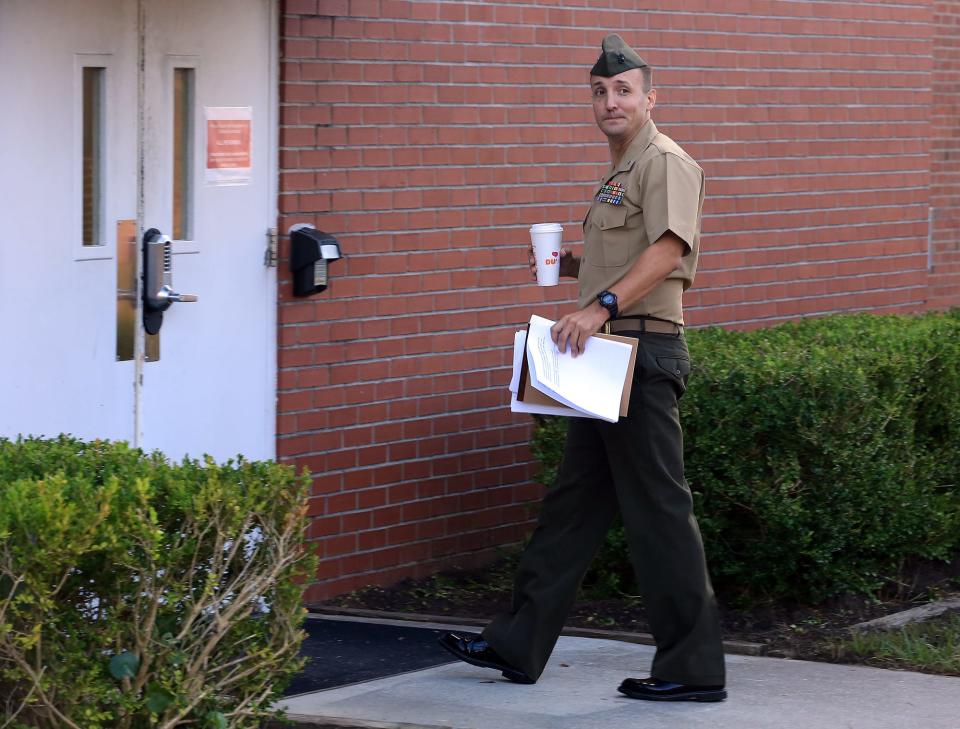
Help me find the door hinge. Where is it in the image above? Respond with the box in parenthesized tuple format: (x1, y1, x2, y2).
(264, 227, 278, 268)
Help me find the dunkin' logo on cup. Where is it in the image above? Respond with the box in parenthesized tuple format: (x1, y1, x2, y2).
(544, 250, 559, 265)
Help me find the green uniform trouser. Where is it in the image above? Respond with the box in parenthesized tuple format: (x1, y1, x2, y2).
(483, 332, 725, 686)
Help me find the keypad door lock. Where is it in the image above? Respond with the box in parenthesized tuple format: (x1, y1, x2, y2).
(142, 227, 198, 335)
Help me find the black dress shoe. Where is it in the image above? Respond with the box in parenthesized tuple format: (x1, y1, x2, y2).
(438, 632, 535, 684)
(618, 677, 727, 702)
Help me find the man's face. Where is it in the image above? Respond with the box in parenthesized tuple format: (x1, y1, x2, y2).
(590, 68, 656, 141)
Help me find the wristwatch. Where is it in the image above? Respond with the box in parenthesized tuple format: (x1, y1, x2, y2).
(596, 290, 619, 320)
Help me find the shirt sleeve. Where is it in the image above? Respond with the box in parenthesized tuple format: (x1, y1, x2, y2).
(640, 152, 703, 257)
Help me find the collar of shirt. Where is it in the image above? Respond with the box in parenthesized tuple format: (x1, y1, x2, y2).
(610, 119, 659, 175)
(590, 120, 660, 202)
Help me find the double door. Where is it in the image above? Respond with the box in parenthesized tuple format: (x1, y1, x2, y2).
(0, 0, 278, 461)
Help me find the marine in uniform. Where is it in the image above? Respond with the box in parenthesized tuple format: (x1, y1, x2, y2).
(440, 34, 727, 703)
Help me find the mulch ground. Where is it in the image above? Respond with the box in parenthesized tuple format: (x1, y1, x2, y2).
(317, 553, 960, 673)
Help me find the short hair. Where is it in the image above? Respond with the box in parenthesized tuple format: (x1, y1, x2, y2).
(641, 66, 653, 93)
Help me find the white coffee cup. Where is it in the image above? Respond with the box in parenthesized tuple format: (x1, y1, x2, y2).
(529, 223, 563, 286)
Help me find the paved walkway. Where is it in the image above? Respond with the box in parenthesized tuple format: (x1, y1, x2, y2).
(278, 620, 960, 729)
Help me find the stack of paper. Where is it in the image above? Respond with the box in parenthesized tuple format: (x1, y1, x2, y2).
(509, 315, 637, 423)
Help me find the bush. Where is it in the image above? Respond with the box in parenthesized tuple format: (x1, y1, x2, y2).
(531, 311, 960, 603)
(0, 436, 315, 728)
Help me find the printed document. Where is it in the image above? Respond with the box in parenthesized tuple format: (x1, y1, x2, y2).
(509, 331, 592, 419)
(510, 315, 634, 423)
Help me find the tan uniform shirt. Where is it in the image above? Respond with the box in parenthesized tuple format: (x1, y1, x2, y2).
(578, 120, 704, 325)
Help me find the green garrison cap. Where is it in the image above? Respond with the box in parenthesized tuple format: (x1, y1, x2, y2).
(590, 34, 648, 77)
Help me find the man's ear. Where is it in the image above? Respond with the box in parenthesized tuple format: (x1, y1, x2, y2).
(647, 88, 657, 111)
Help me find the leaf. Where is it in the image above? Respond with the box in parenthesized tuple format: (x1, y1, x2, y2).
(109, 650, 140, 680)
(144, 683, 174, 713)
(206, 710, 228, 729)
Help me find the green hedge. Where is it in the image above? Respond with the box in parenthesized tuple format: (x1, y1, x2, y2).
(531, 311, 960, 603)
(0, 436, 315, 728)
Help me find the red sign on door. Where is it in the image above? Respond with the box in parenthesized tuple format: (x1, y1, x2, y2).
(205, 107, 252, 184)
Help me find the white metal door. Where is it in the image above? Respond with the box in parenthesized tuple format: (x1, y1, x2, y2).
(138, 0, 277, 461)
(0, 0, 138, 444)
(0, 0, 277, 462)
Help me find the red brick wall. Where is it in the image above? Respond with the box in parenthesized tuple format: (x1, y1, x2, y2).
(933, 1, 960, 308)
(278, 0, 936, 600)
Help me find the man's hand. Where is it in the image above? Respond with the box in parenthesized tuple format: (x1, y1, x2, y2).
(528, 247, 579, 281)
(550, 302, 609, 357)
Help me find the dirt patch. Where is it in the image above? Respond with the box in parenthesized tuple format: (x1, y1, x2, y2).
(317, 553, 960, 674)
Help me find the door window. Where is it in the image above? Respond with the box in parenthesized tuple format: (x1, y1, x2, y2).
(172, 67, 195, 241)
(81, 65, 105, 247)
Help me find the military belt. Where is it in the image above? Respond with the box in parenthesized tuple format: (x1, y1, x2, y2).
(604, 316, 683, 336)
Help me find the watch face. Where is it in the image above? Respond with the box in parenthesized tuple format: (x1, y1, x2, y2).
(601, 293, 615, 305)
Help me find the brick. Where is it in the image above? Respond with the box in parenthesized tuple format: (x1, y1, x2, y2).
(341, 511, 372, 532)
(350, 0, 380, 17)
(286, 0, 317, 12)
(283, 38, 316, 59)
(326, 491, 357, 514)
(325, 534, 357, 557)
(279, 125, 315, 147)
(370, 547, 401, 569)
(357, 487, 387, 509)
(358, 529, 388, 550)
(318, 0, 349, 15)
(301, 17, 332, 37)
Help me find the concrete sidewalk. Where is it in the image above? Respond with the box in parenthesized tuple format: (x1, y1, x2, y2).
(278, 625, 960, 729)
